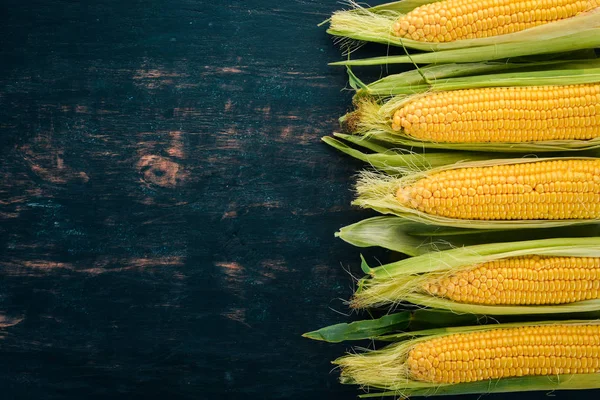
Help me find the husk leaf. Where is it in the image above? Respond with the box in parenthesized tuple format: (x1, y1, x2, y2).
(323, 136, 503, 173)
(359, 59, 600, 96)
(302, 312, 411, 343)
(331, 29, 600, 65)
(337, 216, 600, 256)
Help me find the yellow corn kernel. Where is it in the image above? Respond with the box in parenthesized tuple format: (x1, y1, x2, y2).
(391, 84, 600, 143)
(393, 0, 600, 43)
(423, 255, 600, 305)
(396, 159, 600, 220)
(408, 324, 600, 383)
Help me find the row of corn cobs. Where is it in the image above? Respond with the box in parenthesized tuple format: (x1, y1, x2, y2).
(305, 0, 600, 398)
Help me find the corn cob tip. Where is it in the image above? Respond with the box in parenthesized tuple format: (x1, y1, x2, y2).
(344, 97, 393, 135)
(340, 111, 361, 134)
(395, 185, 412, 206)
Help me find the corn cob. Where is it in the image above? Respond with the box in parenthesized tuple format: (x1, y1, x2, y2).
(394, 0, 599, 43)
(391, 83, 600, 143)
(335, 321, 600, 396)
(423, 255, 600, 305)
(408, 324, 600, 383)
(355, 158, 600, 229)
(398, 159, 600, 220)
(327, 0, 600, 65)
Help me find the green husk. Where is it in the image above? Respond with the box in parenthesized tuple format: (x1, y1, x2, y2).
(378, 315, 600, 340)
(355, 157, 600, 230)
(323, 136, 507, 173)
(305, 309, 600, 344)
(366, 0, 445, 14)
(357, 59, 600, 96)
(332, 133, 394, 154)
(337, 216, 600, 256)
(349, 56, 597, 94)
(352, 237, 600, 314)
(335, 320, 600, 396)
(302, 312, 411, 343)
(342, 129, 600, 153)
(303, 310, 478, 343)
(357, 374, 600, 398)
(328, 2, 600, 65)
(332, 29, 600, 65)
(327, 134, 600, 170)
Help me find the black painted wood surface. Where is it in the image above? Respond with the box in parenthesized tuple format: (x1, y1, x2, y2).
(0, 1, 598, 399)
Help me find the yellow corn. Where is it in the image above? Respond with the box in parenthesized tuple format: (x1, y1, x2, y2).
(423, 255, 600, 305)
(408, 324, 600, 383)
(391, 83, 600, 143)
(397, 159, 600, 220)
(393, 0, 600, 43)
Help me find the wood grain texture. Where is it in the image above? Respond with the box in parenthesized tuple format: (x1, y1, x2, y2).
(0, 1, 598, 399)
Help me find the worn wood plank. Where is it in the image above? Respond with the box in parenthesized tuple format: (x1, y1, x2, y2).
(0, 1, 598, 399)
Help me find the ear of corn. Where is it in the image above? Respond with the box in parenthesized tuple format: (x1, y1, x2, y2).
(353, 84, 600, 149)
(335, 320, 600, 396)
(328, 0, 600, 65)
(340, 60, 600, 152)
(330, 0, 600, 50)
(393, 0, 599, 43)
(352, 237, 600, 314)
(355, 157, 600, 229)
(337, 215, 600, 256)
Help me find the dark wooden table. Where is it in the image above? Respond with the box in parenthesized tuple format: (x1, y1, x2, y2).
(1, 1, 598, 399)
